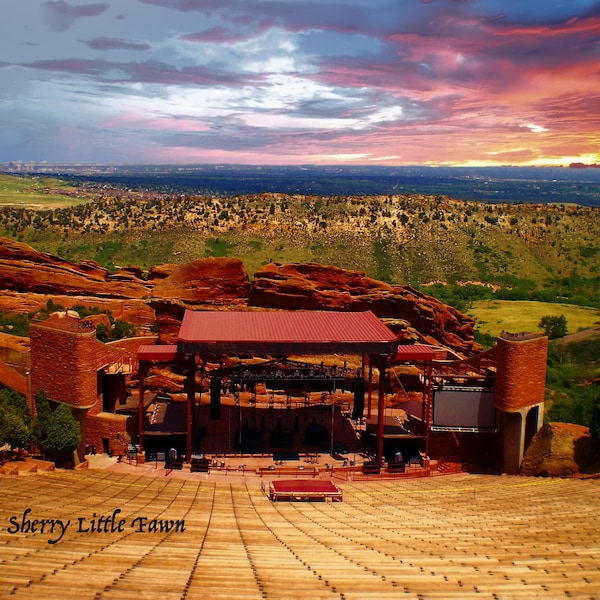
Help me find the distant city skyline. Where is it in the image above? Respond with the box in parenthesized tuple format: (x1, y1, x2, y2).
(1, 1, 599, 167)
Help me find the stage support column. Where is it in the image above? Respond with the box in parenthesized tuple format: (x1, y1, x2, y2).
(424, 360, 433, 458)
(186, 354, 195, 462)
(137, 361, 149, 452)
(376, 354, 387, 466)
(367, 355, 374, 418)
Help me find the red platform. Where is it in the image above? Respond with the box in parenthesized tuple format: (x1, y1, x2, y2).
(268, 479, 343, 502)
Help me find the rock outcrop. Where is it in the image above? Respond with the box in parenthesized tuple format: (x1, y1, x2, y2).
(0, 239, 249, 331)
(249, 262, 477, 354)
(521, 422, 600, 477)
(0, 239, 478, 354)
(0, 238, 149, 298)
(151, 258, 251, 304)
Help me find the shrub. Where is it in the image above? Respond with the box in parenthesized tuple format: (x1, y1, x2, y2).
(0, 408, 29, 451)
(0, 389, 30, 451)
(539, 315, 568, 339)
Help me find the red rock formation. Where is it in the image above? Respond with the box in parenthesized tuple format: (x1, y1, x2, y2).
(0, 238, 149, 298)
(249, 262, 477, 354)
(0, 291, 156, 327)
(148, 258, 251, 343)
(0, 361, 27, 396)
(147, 264, 177, 281)
(151, 257, 251, 304)
(521, 422, 600, 477)
(0, 240, 249, 329)
(0, 240, 478, 354)
(147, 299, 187, 344)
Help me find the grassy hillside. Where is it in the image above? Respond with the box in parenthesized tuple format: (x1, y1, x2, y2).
(0, 174, 88, 209)
(467, 300, 600, 338)
(544, 334, 600, 426)
(0, 174, 598, 305)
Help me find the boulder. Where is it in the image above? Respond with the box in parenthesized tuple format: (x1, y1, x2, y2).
(151, 257, 251, 304)
(521, 422, 600, 477)
(147, 299, 187, 345)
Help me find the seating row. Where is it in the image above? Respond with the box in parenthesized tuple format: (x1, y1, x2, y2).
(1, 471, 599, 599)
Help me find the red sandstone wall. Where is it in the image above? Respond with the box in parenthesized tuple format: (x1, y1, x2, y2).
(30, 322, 99, 409)
(30, 317, 152, 454)
(86, 412, 134, 456)
(30, 320, 151, 409)
(493, 335, 548, 412)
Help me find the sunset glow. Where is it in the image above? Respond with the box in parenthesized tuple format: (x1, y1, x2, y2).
(1, 1, 599, 166)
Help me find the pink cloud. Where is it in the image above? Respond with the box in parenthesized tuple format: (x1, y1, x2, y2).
(178, 19, 273, 44)
(102, 113, 211, 133)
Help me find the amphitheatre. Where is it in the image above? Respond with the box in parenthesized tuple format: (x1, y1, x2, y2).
(1, 465, 600, 599)
(1, 238, 600, 598)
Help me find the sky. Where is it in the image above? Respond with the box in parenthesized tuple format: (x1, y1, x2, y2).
(1, 0, 600, 167)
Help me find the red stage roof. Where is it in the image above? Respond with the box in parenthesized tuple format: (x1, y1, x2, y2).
(391, 344, 437, 362)
(177, 310, 397, 356)
(137, 344, 180, 361)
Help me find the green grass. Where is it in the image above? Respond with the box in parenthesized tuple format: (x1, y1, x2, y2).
(0, 175, 87, 209)
(544, 335, 600, 425)
(467, 300, 600, 338)
(205, 237, 230, 258)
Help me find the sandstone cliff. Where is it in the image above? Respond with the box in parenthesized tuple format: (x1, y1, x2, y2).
(0, 238, 149, 298)
(0, 238, 477, 354)
(249, 262, 477, 354)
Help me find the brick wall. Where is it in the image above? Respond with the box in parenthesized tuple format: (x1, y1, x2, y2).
(86, 412, 134, 456)
(493, 333, 548, 412)
(29, 315, 152, 453)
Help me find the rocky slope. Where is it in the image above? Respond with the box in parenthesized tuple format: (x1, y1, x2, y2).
(249, 262, 476, 353)
(0, 238, 477, 354)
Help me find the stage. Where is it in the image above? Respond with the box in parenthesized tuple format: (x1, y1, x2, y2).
(268, 479, 343, 502)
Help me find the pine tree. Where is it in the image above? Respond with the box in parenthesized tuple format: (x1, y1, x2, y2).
(0, 389, 30, 452)
(32, 388, 52, 450)
(44, 404, 80, 456)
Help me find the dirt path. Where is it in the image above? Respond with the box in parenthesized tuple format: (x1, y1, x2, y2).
(555, 326, 600, 344)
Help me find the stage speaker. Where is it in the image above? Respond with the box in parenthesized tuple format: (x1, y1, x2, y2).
(352, 377, 365, 419)
(210, 377, 221, 420)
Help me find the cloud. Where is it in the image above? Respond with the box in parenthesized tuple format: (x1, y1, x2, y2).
(21, 57, 265, 87)
(3, 0, 599, 165)
(83, 37, 152, 51)
(41, 1, 110, 32)
(524, 123, 548, 133)
(178, 20, 273, 45)
(140, 0, 387, 38)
